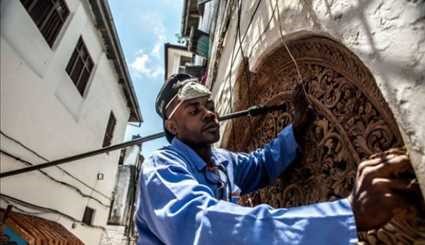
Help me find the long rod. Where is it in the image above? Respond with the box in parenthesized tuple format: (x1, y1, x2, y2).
(0, 132, 165, 178)
(0, 103, 286, 178)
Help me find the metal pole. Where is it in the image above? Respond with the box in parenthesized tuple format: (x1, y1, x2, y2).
(0, 103, 287, 178)
(0, 132, 165, 178)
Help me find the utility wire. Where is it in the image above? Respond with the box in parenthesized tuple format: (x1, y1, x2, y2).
(0, 130, 111, 200)
(0, 193, 106, 231)
(0, 150, 110, 208)
(274, 0, 303, 83)
(271, 0, 313, 106)
(225, 0, 240, 113)
(2, 203, 49, 216)
(236, 0, 246, 60)
(223, 0, 314, 206)
(247, 2, 279, 58)
(224, 0, 258, 113)
(221, 0, 270, 122)
(228, 0, 243, 150)
(211, 0, 262, 95)
(84, 177, 99, 209)
(224, 0, 263, 83)
(0, 105, 288, 178)
(208, 0, 235, 89)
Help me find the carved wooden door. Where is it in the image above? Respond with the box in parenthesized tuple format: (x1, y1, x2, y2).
(225, 33, 424, 244)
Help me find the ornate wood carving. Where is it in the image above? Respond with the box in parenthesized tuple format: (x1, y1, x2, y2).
(225, 33, 425, 244)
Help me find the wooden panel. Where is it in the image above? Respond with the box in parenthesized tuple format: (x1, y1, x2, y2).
(225, 33, 425, 244)
(1, 208, 84, 245)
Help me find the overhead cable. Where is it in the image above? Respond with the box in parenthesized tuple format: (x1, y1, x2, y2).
(0, 130, 111, 200)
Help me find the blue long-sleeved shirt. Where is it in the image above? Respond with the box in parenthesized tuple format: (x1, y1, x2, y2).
(135, 125, 358, 244)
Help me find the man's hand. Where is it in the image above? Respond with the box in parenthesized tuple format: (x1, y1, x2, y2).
(348, 148, 420, 231)
(292, 84, 314, 144)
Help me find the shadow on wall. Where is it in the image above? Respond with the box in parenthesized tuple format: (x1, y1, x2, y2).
(281, 0, 425, 85)
(314, 0, 425, 156)
(217, 0, 424, 151)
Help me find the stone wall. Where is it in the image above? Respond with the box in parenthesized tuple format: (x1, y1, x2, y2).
(206, 0, 425, 243)
(207, 0, 425, 197)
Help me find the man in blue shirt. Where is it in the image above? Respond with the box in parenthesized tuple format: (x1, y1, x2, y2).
(135, 73, 417, 244)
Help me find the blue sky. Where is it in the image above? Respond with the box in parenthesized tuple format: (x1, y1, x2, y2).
(108, 0, 183, 156)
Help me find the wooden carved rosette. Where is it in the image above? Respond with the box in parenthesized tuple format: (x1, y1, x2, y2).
(224, 33, 425, 244)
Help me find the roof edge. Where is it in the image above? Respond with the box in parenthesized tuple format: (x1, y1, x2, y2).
(164, 43, 190, 81)
(88, 0, 143, 123)
(181, 0, 189, 36)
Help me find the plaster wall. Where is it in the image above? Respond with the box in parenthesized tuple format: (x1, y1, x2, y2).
(0, 0, 134, 243)
(166, 47, 193, 79)
(208, 0, 425, 195)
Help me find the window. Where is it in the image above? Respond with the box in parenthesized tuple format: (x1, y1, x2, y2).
(178, 56, 192, 74)
(118, 149, 126, 165)
(82, 206, 95, 225)
(103, 112, 116, 147)
(66, 37, 94, 96)
(20, 0, 70, 47)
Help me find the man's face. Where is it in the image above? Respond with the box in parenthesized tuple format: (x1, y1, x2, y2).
(165, 97, 220, 146)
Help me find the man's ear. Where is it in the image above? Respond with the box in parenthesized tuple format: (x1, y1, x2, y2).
(165, 119, 177, 135)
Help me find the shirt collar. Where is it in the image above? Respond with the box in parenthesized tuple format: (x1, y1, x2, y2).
(170, 137, 227, 171)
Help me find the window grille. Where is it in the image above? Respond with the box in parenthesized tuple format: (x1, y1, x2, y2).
(103, 112, 117, 147)
(66, 37, 94, 96)
(82, 206, 95, 225)
(20, 0, 70, 47)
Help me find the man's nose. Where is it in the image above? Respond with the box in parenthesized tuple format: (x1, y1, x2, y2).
(202, 108, 217, 122)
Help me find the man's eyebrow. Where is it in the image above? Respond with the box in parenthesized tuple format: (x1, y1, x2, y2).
(182, 101, 200, 109)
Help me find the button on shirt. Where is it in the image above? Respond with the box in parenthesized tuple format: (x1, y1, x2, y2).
(135, 125, 358, 244)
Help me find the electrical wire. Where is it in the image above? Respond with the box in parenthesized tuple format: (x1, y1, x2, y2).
(226, 0, 311, 104)
(221, 0, 243, 153)
(208, 0, 232, 90)
(229, 0, 263, 67)
(0, 130, 111, 200)
(84, 177, 100, 209)
(225, 0, 260, 111)
(218, 0, 315, 206)
(247, 2, 278, 59)
(2, 201, 50, 216)
(0, 193, 106, 231)
(270, 0, 313, 106)
(225, 0, 239, 113)
(214, 0, 314, 151)
(209, 0, 262, 90)
(274, 0, 303, 83)
(236, 0, 246, 60)
(227, 0, 259, 151)
(0, 150, 110, 208)
(224, 0, 262, 90)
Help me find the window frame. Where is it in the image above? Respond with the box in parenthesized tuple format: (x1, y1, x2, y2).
(118, 149, 127, 165)
(103, 112, 117, 147)
(82, 206, 95, 226)
(20, 0, 70, 48)
(66, 37, 95, 96)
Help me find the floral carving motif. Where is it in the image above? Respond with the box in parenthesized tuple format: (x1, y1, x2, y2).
(225, 34, 424, 244)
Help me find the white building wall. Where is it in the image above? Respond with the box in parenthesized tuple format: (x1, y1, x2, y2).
(101, 226, 135, 245)
(123, 145, 142, 166)
(0, 0, 135, 244)
(166, 47, 193, 78)
(207, 0, 425, 194)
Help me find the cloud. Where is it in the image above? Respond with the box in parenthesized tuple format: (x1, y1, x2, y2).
(130, 14, 168, 78)
(139, 13, 167, 57)
(151, 37, 165, 58)
(150, 22, 166, 58)
(130, 50, 163, 78)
